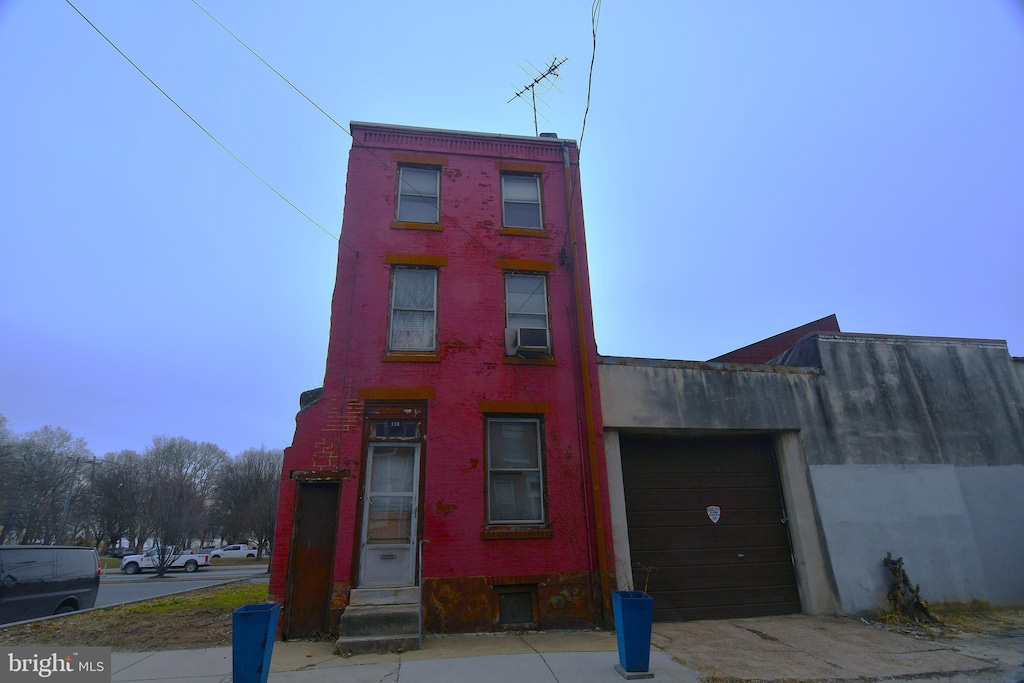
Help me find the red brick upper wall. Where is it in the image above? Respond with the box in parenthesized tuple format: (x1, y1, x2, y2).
(297, 122, 610, 581)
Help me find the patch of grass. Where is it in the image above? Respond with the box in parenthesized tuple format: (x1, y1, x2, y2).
(867, 604, 1024, 640)
(929, 604, 1024, 633)
(122, 583, 268, 616)
(0, 582, 271, 651)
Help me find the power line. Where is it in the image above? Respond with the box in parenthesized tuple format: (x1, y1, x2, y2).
(579, 0, 602, 155)
(190, 1, 522, 270)
(64, 0, 344, 246)
(189, 3, 572, 418)
(190, 0, 352, 138)
(190, 0, 588, 288)
(557, 1, 602, 263)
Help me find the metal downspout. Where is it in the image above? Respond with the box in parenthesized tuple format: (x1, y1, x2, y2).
(418, 539, 426, 649)
(562, 142, 611, 617)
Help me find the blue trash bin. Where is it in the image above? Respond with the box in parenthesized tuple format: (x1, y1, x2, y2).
(232, 603, 281, 683)
(612, 590, 654, 673)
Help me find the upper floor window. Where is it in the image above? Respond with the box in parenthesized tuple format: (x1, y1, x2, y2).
(501, 175, 542, 230)
(397, 167, 440, 223)
(486, 417, 545, 524)
(505, 273, 549, 353)
(388, 267, 437, 351)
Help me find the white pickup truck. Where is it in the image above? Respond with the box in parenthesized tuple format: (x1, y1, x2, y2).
(119, 548, 211, 574)
(209, 544, 257, 559)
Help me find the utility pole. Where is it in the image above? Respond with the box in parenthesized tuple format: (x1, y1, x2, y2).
(508, 56, 567, 136)
(59, 454, 81, 544)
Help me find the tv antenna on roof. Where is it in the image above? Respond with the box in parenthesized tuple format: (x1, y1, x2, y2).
(508, 56, 568, 136)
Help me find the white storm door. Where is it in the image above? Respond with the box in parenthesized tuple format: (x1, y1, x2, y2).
(358, 443, 420, 587)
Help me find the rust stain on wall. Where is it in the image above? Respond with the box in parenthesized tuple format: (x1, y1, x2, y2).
(423, 577, 492, 633)
(421, 572, 600, 633)
(328, 580, 352, 634)
(435, 500, 458, 516)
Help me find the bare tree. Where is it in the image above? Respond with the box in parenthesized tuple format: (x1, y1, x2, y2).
(0, 424, 92, 544)
(143, 436, 228, 576)
(213, 447, 283, 559)
(90, 450, 149, 552)
(0, 415, 15, 543)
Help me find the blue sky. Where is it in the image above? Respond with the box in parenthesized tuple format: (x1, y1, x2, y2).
(2, 1, 1022, 458)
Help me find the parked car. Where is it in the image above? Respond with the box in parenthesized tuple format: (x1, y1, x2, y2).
(120, 547, 211, 574)
(209, 544, 257, 559)
(0, 545, 101, 625)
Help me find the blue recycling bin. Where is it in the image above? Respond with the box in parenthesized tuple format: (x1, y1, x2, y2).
(232, 603, 281, 683)
(612, 590, 653, 673)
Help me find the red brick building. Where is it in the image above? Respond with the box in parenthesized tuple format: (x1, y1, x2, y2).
(269, 123, 614, 644)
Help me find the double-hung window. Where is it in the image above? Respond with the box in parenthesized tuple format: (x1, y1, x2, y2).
(501, 175, 542, 229)
(388, 267, 437, 351)
(397, 167, 440, 223)
(505, 273, 549, 352)
(487, 417, 544, 524)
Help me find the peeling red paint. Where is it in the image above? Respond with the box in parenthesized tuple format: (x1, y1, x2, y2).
(441, 340, 470, 357)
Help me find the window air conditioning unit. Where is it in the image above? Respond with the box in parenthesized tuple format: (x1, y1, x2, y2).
(505, 327, 549, 357)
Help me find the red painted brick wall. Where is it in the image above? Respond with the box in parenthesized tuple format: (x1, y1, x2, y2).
(271, 124, 614, 623)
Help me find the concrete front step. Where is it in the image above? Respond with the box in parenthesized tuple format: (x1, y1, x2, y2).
(347, 586, 419, 606)
(337, 587, 422, 655)
(337, 604, 419, 637)
(335, 633, 420, 656)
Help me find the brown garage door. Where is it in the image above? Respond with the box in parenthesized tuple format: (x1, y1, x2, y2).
(621, 433, 801, 621)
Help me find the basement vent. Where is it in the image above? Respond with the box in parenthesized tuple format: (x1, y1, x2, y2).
(494, 585, 538, 629)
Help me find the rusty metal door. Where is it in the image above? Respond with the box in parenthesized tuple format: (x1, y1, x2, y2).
(285, 482, 338, 638)
(358, 443, 420, 587)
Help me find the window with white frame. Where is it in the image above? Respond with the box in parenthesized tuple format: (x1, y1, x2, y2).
(397, 167, 440, 223)
(501, 175, 542, 229)
(505, 273, 549, 352)
(487, 418, 544, 524)
(388, 267, 437, 351)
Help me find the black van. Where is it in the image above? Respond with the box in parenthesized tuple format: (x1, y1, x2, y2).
(0, 545, 101, 625)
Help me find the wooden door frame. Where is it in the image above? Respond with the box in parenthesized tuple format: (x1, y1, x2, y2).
(283, 472, 342, 638)
(353, 401, 428, 588)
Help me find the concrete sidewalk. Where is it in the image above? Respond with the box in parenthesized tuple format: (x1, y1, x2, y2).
(109, 615, 1024, 682)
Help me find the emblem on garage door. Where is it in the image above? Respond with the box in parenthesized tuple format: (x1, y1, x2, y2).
(706, 505, 721, 524)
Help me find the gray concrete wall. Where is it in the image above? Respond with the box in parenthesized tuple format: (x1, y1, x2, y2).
(804, 336, 1024, 467)
(599, 335, 1024, 614)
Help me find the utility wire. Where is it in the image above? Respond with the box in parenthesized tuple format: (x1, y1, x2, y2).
(561, 0, 601, 258)
(191, 0, 588, 321)
(191, 2, 560, 417)
(190, 0, 523, 271)
(190, 0, 352, 138)
(579, 0, 601, 155)
(64, 0, 347, 247)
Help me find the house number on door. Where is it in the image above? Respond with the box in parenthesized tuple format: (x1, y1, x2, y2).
(706, 505, 721, 524)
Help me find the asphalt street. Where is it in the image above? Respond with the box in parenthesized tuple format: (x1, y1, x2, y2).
(97, 564, 268, 607)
